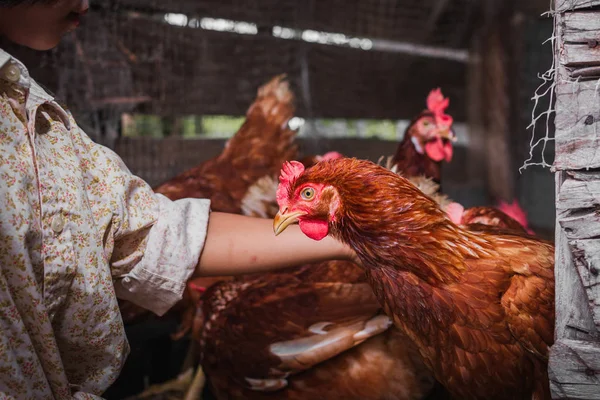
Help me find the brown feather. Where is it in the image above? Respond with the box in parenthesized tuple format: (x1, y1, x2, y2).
(461, 207, 529, 234)
(154, 74, 297, 211)
(198, 265, 436, 400)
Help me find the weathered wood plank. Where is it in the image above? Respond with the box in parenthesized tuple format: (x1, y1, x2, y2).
(562, 43, 600, 66)
(563, 11, 600, 43)
(571, 66, 600, 79)
(557, 171, 600, 243)
(557, 171, 600, 211)
(560, 212, 600, 241)
(560, 213, 600, 240)
(549, 339, 600, 399)
(554, 13, 600, 171)
(553, 78, 600, 170)
(559, 11, 600, 77)
(570, 239, 600, 327)
(554, 172, 599, 342)
(557, 0, 600, 12)
(552, 6, 600, 398)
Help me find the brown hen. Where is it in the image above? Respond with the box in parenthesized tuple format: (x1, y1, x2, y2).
(274, 158, 555, 400)
(154, 74, 298, 210)
(196, 261, 435, 400)
(387, 89, 531, 236)
(392, 88, 456, 183)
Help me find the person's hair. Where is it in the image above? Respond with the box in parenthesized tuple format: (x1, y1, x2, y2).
(0, 0, 57, 6)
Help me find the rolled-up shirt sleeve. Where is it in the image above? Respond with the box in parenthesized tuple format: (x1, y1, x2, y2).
(112, 195, 211, 316)
(72, 124, 212, 316)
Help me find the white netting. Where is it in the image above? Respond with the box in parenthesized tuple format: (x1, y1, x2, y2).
(520, 7, 557, 172)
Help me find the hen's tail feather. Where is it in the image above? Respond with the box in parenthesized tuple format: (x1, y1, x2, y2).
(221, 74, 298, 164)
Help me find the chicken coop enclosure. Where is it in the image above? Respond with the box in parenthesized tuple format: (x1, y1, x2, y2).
(7, 0, 600, 398)
(4, 0, 557, 235)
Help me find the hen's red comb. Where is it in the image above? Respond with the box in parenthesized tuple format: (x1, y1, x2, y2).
(427, 88, 449, 113)
(426, 88, 453, 130)
(276, 161, 305, 208)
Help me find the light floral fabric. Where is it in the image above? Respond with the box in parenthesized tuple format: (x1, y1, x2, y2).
(0, 48, 211, 399)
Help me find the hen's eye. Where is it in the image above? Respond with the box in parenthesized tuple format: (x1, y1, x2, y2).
(301, 187, 315, 200)
(422, 120, 431, 127)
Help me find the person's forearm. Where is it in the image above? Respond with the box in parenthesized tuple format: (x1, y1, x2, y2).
(195, 212, 351, 276)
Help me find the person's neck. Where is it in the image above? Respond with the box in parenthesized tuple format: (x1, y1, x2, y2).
(0, 36, 20, 53)
(0, 37, 51, 65)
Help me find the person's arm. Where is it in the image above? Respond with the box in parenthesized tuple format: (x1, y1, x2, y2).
(195, 212, 353, 276)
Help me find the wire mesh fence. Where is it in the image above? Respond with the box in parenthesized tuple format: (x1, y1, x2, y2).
(3, 1, 552, 147)
(4, 0, 483, 142)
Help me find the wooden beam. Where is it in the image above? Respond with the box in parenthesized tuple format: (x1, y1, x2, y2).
(553, 80, 600, 171)
(556, 170, 600, 328)
(483, 26, 515, 201)
(367, 38, 468, 62)
(563, 44, 600, 66)
(549, 339, 600, 399)
(473, 1, 522, 203)
(557, 170, 600, 211)
(90, 96, 152, 106)
(570, 239, 600, 327)
(554, 12, 600, 170)
(551, 6, 600, 397)
(559, 11, 600, 81)
(554, 171, 599, 342)
(562, 11, 600, 42)
(466, 34, 487, 189)
(556, 0, 600, 12)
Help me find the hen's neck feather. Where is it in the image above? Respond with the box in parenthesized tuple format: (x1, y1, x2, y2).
(320, 168, 493, 285)
(336, 210, 494, 285)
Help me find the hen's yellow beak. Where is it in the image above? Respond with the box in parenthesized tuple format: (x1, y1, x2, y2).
(438, 128, 457, 142)
(273, 210, 306, 236)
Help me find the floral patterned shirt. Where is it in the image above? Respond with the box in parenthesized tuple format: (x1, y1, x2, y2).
(0, 49, 211, 399)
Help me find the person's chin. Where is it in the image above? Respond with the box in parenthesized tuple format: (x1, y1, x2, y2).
(30, 36, 63, 51)
(9, 33, 61, 51)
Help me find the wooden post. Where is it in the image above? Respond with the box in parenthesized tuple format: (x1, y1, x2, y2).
(550, 1, 600, 398)
(466, 34, 487, 190)
(467, 0, 523, 203)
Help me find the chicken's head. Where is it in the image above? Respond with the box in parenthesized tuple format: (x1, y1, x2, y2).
(273, 160, 343, 241)
(273, 158, 435, 243)
(407, 88, 456, 162)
